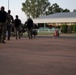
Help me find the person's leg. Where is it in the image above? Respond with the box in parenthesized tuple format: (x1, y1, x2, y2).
(30, 28, 33, 39)
(18, 27, 21, 39)
(1, 24, 6, 43)
(27, 29, 31, 39)
(28, 29, 31, 39)
(34, 34, 35, 38)
(0, 25, 2, 42)
(7, 26, 11, 40)
(15, 28, 17, 39)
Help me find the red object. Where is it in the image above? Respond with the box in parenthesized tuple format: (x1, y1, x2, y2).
(54, 30, 59, 37)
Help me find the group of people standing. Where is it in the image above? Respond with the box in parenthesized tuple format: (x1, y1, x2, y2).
(0, 6, 22, 43)
(0, 6, 38, 43)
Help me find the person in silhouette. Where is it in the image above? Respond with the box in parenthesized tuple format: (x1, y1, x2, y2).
(26, 17, 33, 39)
(7, 10, 14, 40)
(14, 15, 21, 39)
(0, 6, 9, 43)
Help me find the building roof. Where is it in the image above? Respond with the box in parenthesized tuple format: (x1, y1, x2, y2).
(33, 12, 76, 23)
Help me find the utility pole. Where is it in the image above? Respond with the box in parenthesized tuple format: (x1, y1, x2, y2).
(8, 0, 9, 10)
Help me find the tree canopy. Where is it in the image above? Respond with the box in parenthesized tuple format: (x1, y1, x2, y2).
(46, 3, 70, 15)
(73, 9, 76, 12)
(22, 0, 50, 18)
(22, 1, 70, 18)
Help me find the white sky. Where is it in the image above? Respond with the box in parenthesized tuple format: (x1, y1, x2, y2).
(0, 0, 76, 23)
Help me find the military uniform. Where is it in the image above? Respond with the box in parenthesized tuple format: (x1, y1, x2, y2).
(0, 6, 8, 43)
(14, 15, 21, 39)
(26, 18, 33, 39)
(7, 10, 14, 40)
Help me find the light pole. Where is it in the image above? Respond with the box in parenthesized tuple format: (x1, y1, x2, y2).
(8, 0, 9, 10)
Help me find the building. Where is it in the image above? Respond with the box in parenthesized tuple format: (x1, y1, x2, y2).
(33, 12, 76, 26)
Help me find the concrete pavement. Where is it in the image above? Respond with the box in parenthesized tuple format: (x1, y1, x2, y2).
(0, 36, 76, 75)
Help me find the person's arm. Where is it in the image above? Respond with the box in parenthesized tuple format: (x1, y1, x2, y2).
(11, 15, 14, 23)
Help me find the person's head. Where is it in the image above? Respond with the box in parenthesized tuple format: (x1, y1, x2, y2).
(15, 15, 18, 19)
(8, 10, 11, 14)
(27, 17, 32, 21)
(0, 6, 5, 11)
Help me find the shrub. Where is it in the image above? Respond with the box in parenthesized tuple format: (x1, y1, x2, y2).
(60, 24, 68, 33)
(72, 24, 76, 33)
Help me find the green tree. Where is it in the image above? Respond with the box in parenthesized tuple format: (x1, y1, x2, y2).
(63, 9, 70, 12)
(73, 9, 76, 12)
(45, 3, 70, 15)
(73, 24, 76, 33)
(46, 3, 63, 15)
(60, 24, 68, 33)
(22, 0, 50, 18)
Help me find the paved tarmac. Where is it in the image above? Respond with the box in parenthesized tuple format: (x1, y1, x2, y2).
(0, 35, 76, 75)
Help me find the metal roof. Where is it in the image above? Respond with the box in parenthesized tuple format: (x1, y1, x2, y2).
(33, 12, 76, 23)
(39, 12, 76, 19)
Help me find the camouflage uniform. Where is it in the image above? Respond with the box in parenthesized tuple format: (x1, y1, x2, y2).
(26, 18, 33, 39)
(0, 23, 7, 42)
(0, 6, 8, 43)
(7, 10, 14, 40)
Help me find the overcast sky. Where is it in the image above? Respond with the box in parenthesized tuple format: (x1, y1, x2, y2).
(0, 0, 76, 23)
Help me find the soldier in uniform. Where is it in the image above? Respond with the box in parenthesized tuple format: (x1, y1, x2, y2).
(26, 18, 33, 39)
(14, 15, 21, 39)
(0, 6, 8, 43)
(7, 10, 14, 40)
